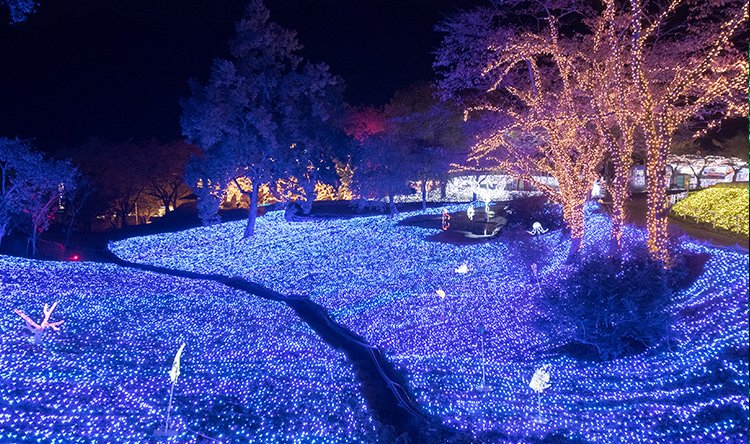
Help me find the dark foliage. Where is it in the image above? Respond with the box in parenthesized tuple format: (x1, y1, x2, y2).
(502, 227, 551, 267)
(666, 250, 712, 290)
(504, 195, 564, 231)
(538, 247, 675, 361)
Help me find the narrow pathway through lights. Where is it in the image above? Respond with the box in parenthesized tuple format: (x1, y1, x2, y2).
(99, 249, 468, 442)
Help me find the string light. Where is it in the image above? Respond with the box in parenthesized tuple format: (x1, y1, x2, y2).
(1, 207, 747, 442)
(452, 0, 748, 260)
(671, 187, 749, 235)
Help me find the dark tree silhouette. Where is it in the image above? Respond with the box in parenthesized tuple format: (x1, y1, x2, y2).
(181, 0, 343, 236)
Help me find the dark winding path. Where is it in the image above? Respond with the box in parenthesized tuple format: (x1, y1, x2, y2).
(99, 250, 472, 443)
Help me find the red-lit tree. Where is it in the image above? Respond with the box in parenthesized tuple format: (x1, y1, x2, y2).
(346, 106, 413, 215)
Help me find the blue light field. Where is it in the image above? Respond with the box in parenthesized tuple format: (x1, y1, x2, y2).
(2, 206, 748, 443)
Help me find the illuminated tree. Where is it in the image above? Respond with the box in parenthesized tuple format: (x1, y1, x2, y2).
(611, 0, 748, 262)
(384, 81, 468, 211)
(436, 2, 606, 254)
(350, 132, 414, 215)
(0, 138, 77, 256)
(667, 154, 728, 189)
(75, 139, 151, 229)
(14, 301, 63, 345)
(709, 133, 750, 182)
(0, 137, 28, 244)
(182, 1, 342, 235)
(437, 0, 749, 261)
(143, 140, 198, 214)
(275, 63, 347, 215)
(1, 0, 34, 23)
(60, 172, 93, 251)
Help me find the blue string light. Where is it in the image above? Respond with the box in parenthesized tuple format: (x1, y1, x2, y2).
(1, 207, 747, 442)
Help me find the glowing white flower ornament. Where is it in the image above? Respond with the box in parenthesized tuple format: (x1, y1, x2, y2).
(529, 364, 551, 393)
(157, 343, 186, 436)
(455, 264, 469, 274)
(530, 364, 552, 418)
(436, 289, 446, 299)
(169, 343, 186, 384)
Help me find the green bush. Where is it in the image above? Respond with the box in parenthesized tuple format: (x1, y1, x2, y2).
(537, 247, 674, 361)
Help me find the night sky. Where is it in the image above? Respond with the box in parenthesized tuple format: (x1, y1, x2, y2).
(0, 0, 485, 148)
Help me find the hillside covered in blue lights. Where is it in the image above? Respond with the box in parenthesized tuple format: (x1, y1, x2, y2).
(1, 206, 748, 443)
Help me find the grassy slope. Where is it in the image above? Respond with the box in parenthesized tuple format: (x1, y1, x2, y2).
(1, 206, 748, 443)
(0, 257, 376, 443)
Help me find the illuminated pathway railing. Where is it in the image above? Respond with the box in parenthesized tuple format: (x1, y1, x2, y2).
(99, 248, 466, 441)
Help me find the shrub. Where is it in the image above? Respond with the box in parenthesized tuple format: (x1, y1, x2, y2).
(504, 195, 564, 231)
(537, 247, 674, 361)
(671, 187, 749, 235)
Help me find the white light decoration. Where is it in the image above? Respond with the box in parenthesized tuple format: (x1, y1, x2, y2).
(591, 181, 602, 199)
(526, 222, 548, 236)
(155, 343, 186, 437)
(0, 206, 746, 443)
(466, 206, 475, 220)
(530, 364, 552, 418)
(455, 264, 469, 274)
(13, 302, 64, 345)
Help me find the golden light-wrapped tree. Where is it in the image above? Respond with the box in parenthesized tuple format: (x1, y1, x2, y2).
(621, 0, 748, 262)
(437, 0, 749, 262)
(438, 3, 606, 256)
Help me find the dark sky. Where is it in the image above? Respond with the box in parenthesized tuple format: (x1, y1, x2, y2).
(0, 0, 485, 148)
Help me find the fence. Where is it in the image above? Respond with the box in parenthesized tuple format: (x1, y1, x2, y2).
(675, 203, 749, 235)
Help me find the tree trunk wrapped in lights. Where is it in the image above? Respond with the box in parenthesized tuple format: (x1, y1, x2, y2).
(437, 0, 749, 263)
(625, 0, 749, 263)
(445, 9, 606, 255)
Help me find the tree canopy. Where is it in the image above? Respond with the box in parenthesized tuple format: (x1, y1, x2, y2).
(436, 0, 749, 261)
(181, 0, 344, 236)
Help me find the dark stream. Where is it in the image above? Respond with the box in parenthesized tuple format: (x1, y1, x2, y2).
(100, 250, 471, 443)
